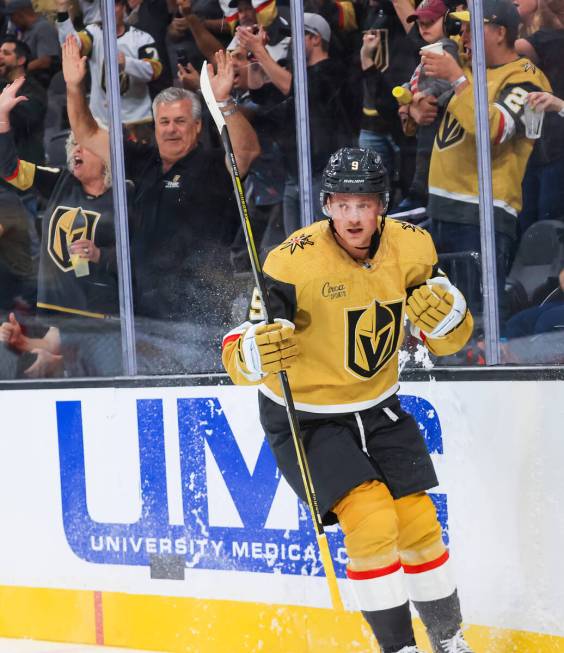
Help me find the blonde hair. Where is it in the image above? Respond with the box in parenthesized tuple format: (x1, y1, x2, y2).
(65, 132, 112, 190)
(522, 0, 564, 33)
(537, 0, 564, 28)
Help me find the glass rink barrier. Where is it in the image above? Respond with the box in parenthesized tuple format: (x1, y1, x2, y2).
(0, 0, 125, 379)
(0, 0, 291, 378)
(1, 0, 563, 378)
(1, 0, 564, 651)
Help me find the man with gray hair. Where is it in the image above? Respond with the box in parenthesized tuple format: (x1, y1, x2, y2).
(62, 36, 260, 373)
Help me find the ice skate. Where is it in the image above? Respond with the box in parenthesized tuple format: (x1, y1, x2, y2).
(435, 628, 475, 653)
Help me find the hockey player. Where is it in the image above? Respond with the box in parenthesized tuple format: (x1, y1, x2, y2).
(222, 147, 476, 653)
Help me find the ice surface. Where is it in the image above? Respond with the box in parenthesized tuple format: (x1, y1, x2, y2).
(0, 640, 172, 653)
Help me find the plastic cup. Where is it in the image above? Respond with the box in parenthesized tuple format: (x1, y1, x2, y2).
(523, 102, 545, 139)
(420, 42, 444, 55)
(70, 253, 90, 278)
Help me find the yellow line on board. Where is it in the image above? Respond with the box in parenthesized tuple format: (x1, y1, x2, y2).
(1, 586, 563, 653)
(0, 587, 95, 643)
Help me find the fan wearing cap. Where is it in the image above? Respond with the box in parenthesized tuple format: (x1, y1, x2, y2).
(411, 0, 551, 317)
(397, 0, 460, 207)
(233, 11, 331, 98)
(223, 147, 475, 653)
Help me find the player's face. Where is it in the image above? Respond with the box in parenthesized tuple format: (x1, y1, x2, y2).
(155, 99, 202, 165)
(418, 16, 445, 44)
(327, 193, 383, 258)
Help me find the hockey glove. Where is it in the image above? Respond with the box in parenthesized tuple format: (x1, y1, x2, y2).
(406, 276, 466, 339)
(240, 319, 298, 377)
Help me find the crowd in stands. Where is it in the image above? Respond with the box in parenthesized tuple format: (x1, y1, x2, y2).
(0, 0, 563, 377)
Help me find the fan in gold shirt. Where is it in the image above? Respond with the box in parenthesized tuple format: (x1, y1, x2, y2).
(413, 0, 551, 318)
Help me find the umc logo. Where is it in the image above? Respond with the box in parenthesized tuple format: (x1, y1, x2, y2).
(56, 395, 448, 578)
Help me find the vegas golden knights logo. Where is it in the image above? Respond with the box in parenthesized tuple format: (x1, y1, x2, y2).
(48, 206, 101, 272)
(101, 67, 130, 96)
(346, 299, 403, 379)
(436, 113, 465, 150)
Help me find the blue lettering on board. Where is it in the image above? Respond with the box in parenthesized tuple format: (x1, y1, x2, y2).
(57, 395, 448, 577)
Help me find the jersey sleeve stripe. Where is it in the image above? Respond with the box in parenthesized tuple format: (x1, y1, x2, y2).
(222, 332, 242, 350)
(4, 159, 36, 191)
(222, 322, 252, 350)
(254, 0, 276, 15)
(335, 1, 357, 30)
(4, 159, 20, 181)
(79, 30, 93, 56)
(494, 110, 505, 145)
(493, 103, 516, 145)
(145, 58, 163, 80)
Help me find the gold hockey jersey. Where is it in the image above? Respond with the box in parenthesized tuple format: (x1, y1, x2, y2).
(428, 57, 551, 233)
(222, 219, 473, 413)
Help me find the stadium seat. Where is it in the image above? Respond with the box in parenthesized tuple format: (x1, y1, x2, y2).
(505, 220, 564, 315)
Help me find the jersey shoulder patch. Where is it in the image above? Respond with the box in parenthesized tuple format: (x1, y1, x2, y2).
(397, 220, 427, 236)
(279, 231, 316, 254)
(265, 222, 325, 283)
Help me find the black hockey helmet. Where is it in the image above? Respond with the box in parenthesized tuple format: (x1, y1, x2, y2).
(320, 147, 390, 217)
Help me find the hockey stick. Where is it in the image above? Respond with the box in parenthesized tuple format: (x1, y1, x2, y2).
(200, 60, 343, 611)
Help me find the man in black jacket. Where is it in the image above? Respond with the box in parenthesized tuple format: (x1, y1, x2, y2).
(0, 36, 46, 258)
(62, 36, 260, 373)
(0, 37, 46, 163)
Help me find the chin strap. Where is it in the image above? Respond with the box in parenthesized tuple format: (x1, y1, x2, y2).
(368, 214, 385, 258)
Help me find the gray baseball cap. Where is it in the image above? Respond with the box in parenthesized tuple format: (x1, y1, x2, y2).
(303, 12, 331, 43)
